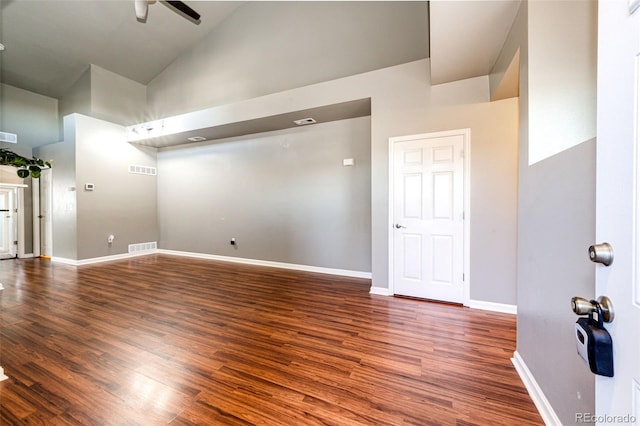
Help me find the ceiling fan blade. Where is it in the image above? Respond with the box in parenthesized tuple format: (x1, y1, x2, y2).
(165, 1, 200, 21)
(134, 0, 148, 20)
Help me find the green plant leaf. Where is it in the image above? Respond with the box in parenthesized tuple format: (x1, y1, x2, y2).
(0, 149, 52, 171)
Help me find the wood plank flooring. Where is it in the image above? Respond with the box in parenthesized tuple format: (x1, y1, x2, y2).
(0, 255, 543, 425)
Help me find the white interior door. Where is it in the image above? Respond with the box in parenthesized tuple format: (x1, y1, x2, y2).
(0, 187, 17, 259)
(39, 169, 53, 257)
(595, 0, 640, 422)
(390, 130, 467, 303)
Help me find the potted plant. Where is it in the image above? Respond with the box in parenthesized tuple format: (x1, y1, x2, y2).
(0, 148, 51, 178)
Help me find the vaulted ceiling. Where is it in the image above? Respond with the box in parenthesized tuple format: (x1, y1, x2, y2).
(0, 1, 520, 101)
(0, 0, 243, 98)
(429, 0, 521, 85)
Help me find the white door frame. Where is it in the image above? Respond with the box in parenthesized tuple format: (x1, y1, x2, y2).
(39, 169, 53, 258)
(32, 176, 40, 257)
(388, 128, 471, 304)
(0, 183, 27, 258)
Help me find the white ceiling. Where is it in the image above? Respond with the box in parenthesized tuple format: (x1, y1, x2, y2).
(0, 0, 243, 98)
(429, 0, 521, 85)
(0, 1, 520, 102)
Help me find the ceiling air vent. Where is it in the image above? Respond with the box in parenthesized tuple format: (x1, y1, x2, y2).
(129, 165, 157, 176)
(0, 132, 18, 144)
(293, 118, 316, 126)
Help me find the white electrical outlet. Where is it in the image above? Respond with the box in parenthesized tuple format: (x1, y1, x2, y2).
(108, 235, 115, 244)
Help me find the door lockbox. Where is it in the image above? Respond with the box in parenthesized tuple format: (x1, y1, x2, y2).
(573, 298, 614, 377)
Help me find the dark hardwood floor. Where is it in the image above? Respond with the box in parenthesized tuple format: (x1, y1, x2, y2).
(0, 255, 542, 425)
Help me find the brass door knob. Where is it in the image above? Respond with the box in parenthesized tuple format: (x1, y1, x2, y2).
(571, 296, 615, 323)
(588, 243, 613, 266)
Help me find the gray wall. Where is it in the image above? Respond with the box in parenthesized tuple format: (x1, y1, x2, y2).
(36, 114, 158, 261)
(494, 1, 597, 423)
(90, 65, 147, 126)
(59, 65, 147, 132)
(1, 83, 59, 153)
(58, 67, 91, 139)
(147, 1, 429, 117)
(158, 117, 371, 272)
(74, 114, 158, 260)
(517, 140, 596, 423)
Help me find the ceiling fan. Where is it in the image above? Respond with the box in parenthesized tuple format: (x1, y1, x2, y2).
(135, 0, 201, 22)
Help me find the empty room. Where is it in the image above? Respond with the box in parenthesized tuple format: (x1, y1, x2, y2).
(1, 1, 638, 425)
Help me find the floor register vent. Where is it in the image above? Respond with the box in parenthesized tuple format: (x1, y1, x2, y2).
(128, 241, 158, 253)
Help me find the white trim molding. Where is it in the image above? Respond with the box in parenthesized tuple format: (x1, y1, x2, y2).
(369, 286, 393, 296)
(51, 249, 372, 279)
(467, 299, 517, 315)
(158, 249, 372, 279)
(511, 351, 562, 426)
(0, 366, 8, 381)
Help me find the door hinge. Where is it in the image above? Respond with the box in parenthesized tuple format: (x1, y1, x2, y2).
(13, 240, 18, 245)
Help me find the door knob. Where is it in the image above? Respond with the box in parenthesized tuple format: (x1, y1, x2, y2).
(394, 224, 406, 229)
(588, 242, 613, 266)
(571, 295, 614, 323)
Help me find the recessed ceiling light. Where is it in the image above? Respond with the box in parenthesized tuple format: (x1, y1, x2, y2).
(293, 118, 316, 126)
(187, 136, 207, 142)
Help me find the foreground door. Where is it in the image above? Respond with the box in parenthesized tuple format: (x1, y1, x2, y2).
(390, 130, 466, 303)
(595, 1, 640, 422)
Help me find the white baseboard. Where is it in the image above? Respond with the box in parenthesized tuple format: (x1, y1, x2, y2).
(50, 249, 372, 279)
(369, 286, 393, 296)
(467, 299, 517, 315)
(511, 351, 562, 426)
(52, 250, 159, 266)
(0, 366, 8, 381)
(157, 249, 372, 279)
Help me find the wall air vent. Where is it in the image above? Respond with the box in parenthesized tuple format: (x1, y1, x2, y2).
(293, 118, 316, 126)
(128, 165, 157, 176)
(128, 241, 157, 254)
(0, 132, 18, 144)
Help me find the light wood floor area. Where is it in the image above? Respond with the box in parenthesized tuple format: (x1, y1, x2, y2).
(0, 255, 542, 425)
